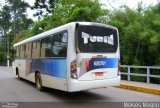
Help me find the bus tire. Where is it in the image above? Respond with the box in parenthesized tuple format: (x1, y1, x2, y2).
(16, 68, 21, 80)
(35, 73, 43, 91)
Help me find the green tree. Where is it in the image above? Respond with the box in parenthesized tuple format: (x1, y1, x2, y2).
(31, 0, 55, 20)
(0, 1, 34, 64)
(0, 5, 11, 62)
(0, 5, 11, 34)
(31, 0, 108, 35)
(107, 4, 160, 66)
(7, 0, 32, 38)
(13, 30, 33, 44)
(0, 52, 5, 62)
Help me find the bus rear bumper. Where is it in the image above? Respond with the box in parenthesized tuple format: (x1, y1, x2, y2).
(68, 76, 120, 92)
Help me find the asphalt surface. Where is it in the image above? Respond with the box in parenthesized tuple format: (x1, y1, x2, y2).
(0, 66, 159, 103)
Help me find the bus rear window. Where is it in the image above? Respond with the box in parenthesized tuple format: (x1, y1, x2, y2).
(76, 25, 118, 53)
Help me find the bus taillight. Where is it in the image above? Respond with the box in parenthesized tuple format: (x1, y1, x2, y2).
(71, 60, 77, 79)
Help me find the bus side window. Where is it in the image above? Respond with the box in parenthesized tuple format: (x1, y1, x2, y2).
(26, 42, 32, 59)
(29, 42, 32, 59)
(26, 43, 29, 59)
(25, 43, 28, 58)
(20, 45, 25, 59)
(52, 31, 68, 57)
(16, 46, 20, 58)
(41, 37, 52, 58)
(37, 40, 41, 58)
(32, 40, 40, 58)
(19, 46, 22, 58)
(23, 45, 25, 58)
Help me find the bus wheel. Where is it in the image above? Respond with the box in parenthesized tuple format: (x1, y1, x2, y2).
(35, 73, 43, 91)
(16, 68, 21, 80)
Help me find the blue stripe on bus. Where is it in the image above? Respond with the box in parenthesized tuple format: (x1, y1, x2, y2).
(51, 59, 67, 79)
(88, 58, 118, 71)
(32, 59, 67, 79)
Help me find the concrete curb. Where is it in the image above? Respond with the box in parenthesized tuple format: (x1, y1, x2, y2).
(117, 84, 160, 95)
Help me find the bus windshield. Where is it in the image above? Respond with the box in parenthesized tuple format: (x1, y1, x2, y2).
(76, 25, 118, 53)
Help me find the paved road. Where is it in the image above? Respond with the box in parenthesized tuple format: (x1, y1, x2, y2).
(0, 66, 159, 103)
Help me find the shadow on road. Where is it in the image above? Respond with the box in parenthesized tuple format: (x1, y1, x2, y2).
(44, 88, 106, 102)
(18, 78, 107, 102)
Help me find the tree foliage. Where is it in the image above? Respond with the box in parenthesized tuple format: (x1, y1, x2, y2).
(31, 0, 55, 19)
(6, 0, 33, 39)
(31, 0, 108, 35)
(0, 5, 11, 33)
(107, 4, 160, 66)
(13, 30, 33, 44)
(0, 0, 34, 64)
(0, 52, 5, 62)
(0, 5, 12, 62)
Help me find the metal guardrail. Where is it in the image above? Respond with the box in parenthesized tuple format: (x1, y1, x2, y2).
(120, 65, 160, 83)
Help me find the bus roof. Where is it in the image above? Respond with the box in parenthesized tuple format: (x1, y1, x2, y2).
(13, 22, 118, 47)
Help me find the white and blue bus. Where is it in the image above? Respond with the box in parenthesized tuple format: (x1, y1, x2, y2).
(12, 22, 120, 92)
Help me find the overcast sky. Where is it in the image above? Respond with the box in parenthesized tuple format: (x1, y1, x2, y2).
(24, 0, 159, 7)
(0, 0, 159, 21)
(101, 0, 159, 9)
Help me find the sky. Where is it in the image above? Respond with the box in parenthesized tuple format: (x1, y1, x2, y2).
(101, 0, 159, 9)
(0, 0, 159, 21)
(23, 0, 159, 8)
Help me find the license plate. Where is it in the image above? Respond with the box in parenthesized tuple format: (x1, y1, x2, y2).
(95, 72, 103, 76)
